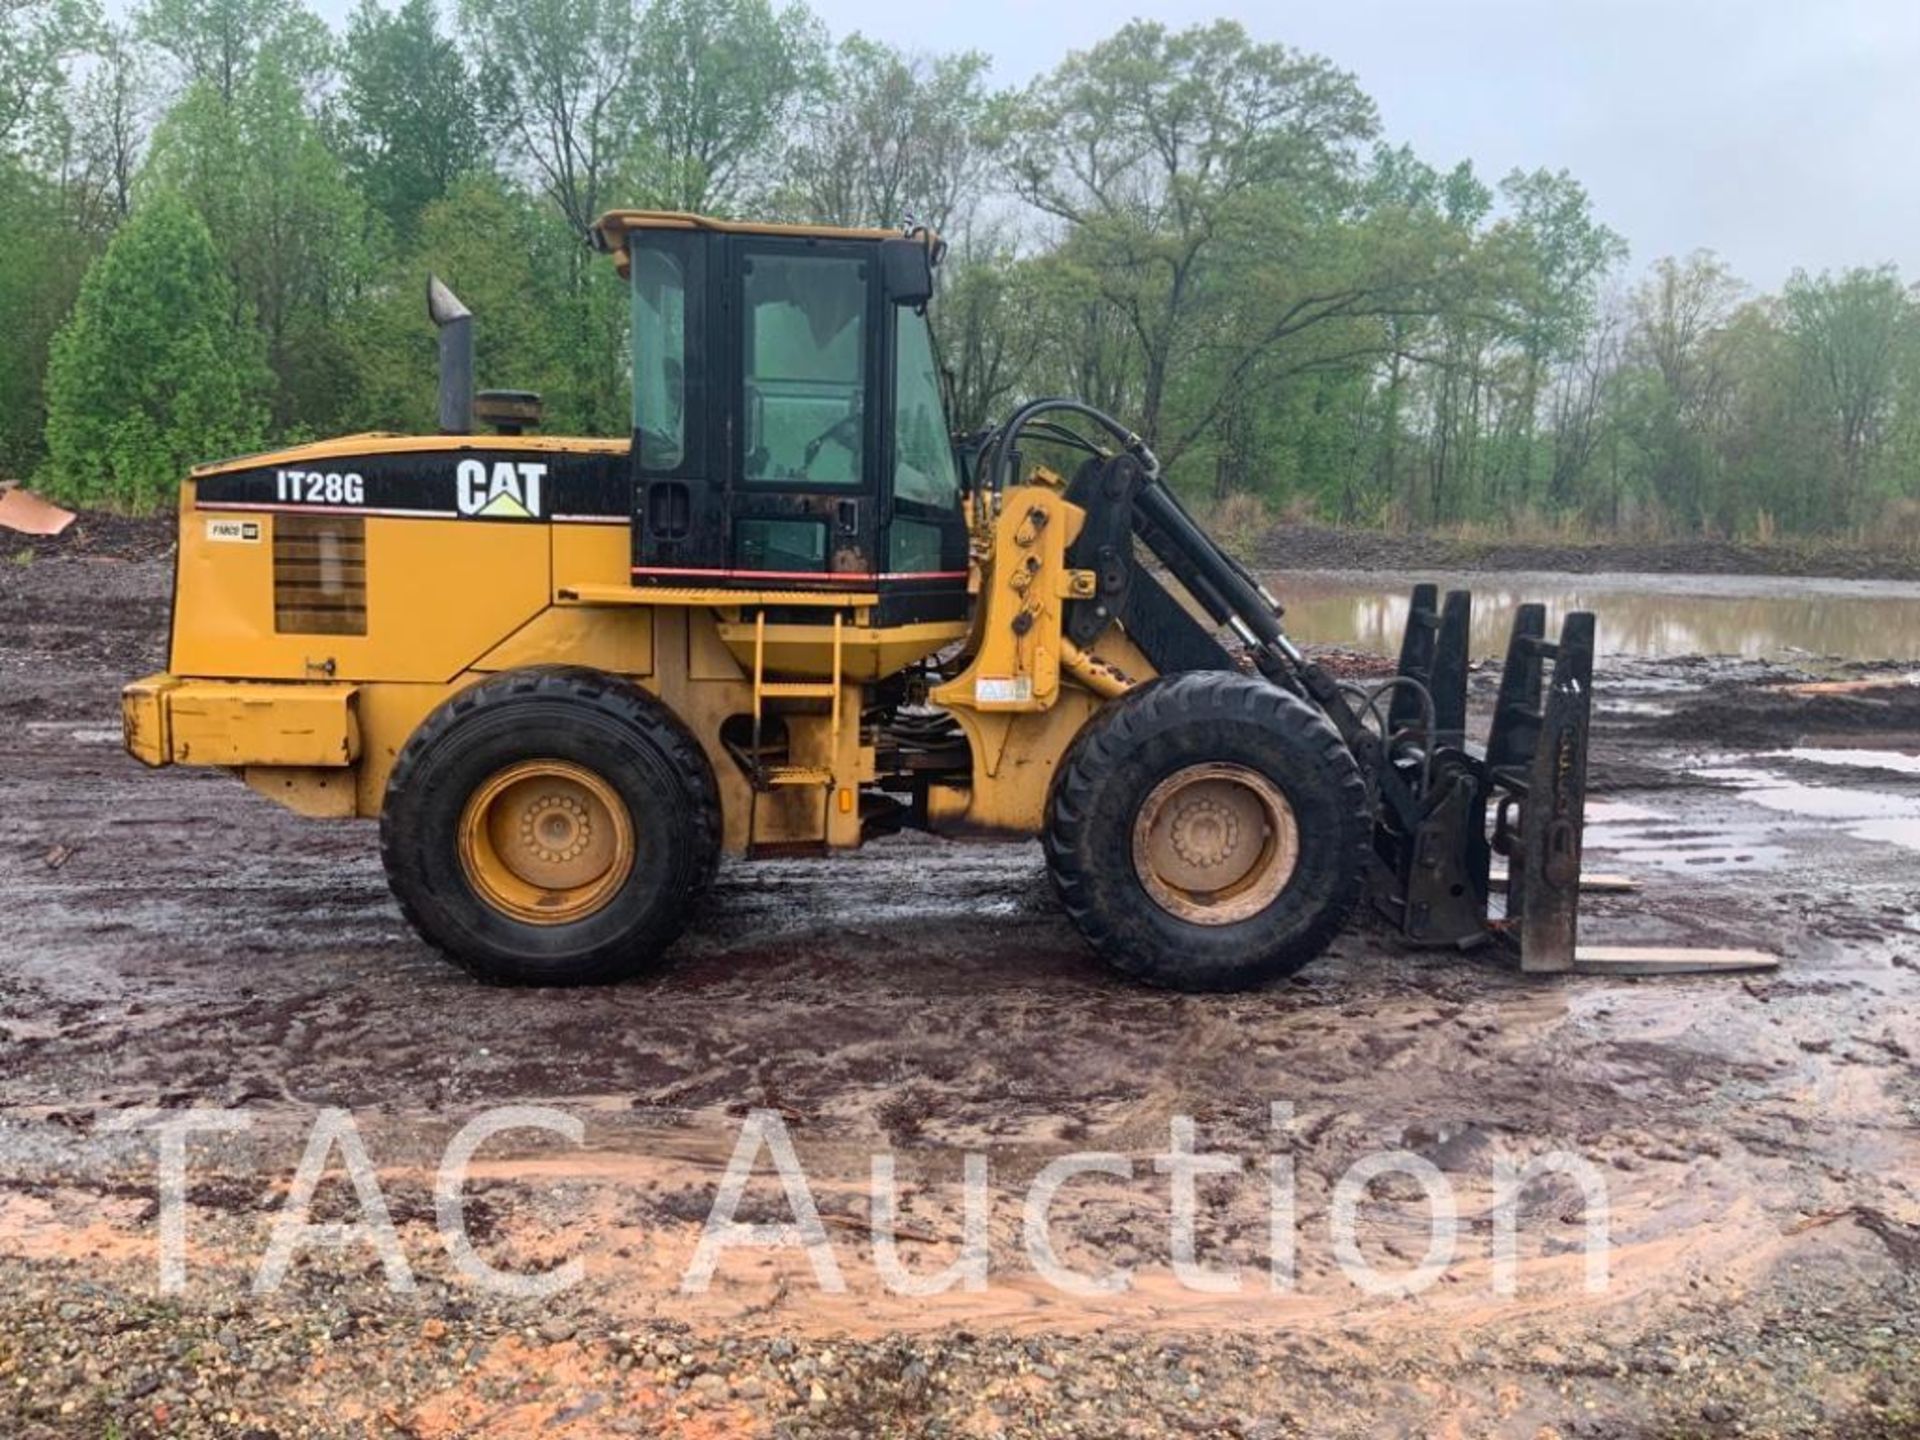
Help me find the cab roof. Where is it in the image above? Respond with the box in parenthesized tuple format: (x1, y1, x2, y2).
(591, 210, 903, 276)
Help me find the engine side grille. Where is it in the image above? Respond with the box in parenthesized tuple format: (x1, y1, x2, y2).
(273, 515, 367, 635)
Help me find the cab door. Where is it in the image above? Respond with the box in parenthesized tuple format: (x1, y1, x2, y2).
(723, 236, 882, 584)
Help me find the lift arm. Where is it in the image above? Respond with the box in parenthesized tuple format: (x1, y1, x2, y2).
(983, 402, 1597, 972)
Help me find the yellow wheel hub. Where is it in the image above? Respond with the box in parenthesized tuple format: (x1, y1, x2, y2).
(458, 760, 635, 925)
(1132, 763, 1299, 925)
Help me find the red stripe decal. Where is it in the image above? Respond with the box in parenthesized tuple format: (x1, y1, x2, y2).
(630, 566, 969, 582)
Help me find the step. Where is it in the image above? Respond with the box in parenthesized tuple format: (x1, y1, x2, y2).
(760, 766, 833, 787)
(758, 681, 839, 699)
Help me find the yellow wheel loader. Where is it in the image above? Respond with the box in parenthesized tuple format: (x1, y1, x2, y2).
(122, 212, 1598, 990)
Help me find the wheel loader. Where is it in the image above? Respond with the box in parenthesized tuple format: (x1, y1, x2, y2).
(121, 211, 1597, 991)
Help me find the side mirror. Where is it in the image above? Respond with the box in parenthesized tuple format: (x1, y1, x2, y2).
(880, 236, 934, 308)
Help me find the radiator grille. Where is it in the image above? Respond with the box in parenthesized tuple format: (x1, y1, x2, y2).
(273, 515, 367, 635)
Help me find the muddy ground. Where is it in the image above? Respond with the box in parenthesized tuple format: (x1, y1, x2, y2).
(3, 533, 1920, 1439)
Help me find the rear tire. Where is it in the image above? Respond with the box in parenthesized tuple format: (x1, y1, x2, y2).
(381, 666, 720, 985)
(1044, 671, 1369, 991)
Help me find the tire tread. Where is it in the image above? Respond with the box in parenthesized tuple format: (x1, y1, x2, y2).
(1043, 672, 1369, 991)
(379, 666, 721, 985)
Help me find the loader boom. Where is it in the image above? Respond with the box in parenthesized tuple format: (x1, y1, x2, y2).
(975, 398, 1599, 972)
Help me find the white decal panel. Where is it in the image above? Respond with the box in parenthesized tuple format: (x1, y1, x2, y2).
(456, 459, 547, 520)
(974, 676, 1033, 704)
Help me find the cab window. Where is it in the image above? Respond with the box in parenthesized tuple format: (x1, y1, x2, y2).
(631, 244, 686, 469)
(892, 308, 958, 509)
(741, 253, 865, 486)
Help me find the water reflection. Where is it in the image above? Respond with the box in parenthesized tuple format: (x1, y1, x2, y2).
(1580, 761, 1920, 865)
(1270, 571, 1920, 661)
(1698, 765, 1920, 853)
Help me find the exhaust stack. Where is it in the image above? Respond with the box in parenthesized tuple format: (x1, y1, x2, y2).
(427, 275, 473, 435)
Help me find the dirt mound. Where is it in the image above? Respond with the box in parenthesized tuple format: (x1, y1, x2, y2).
(1256, 523, 1920, 582)
(1637, 676, 1920, 748)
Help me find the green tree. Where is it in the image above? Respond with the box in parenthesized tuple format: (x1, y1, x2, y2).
(1003, 20, 1382, 460)
(1781, 266, 1915, 526)
(336, 0, 484, 237)
(40, 193, 269, 508)
(459, 0, 637, 237)
(1486, 168, 1626, 508)
(62, 21, 150, 226)
(785, 35, 989, 233)
(1354, 146, 1491, 523)
(145, 62, 376, 434)
(0, 0, 99, 154)
(347, 176, 627, 437)
(134, 0, 331, 103)
(630, 0, 827, 214)
(0, 158, 93, 477)
(1617, 252, 1748, 529)
(936, 224, 1047, 431)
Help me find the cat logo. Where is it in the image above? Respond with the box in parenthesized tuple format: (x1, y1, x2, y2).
(456, 458, 546, 519)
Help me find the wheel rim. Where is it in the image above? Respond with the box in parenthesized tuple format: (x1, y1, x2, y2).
(1131, 763, 1299, 926)
(457, 760, 635, 925)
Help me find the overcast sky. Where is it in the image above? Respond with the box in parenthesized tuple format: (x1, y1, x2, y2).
(794, 0, 1920, 290)
(258, 0, 1920, 289)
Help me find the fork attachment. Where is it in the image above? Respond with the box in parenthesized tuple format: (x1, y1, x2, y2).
(1363, 588, 1596, 972)
(1495, 608, 1596, 972)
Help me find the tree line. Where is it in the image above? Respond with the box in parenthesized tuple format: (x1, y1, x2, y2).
(5, 0, 1919, 539)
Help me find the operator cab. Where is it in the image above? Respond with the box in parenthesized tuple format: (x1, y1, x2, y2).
(592, 212, 969, 624)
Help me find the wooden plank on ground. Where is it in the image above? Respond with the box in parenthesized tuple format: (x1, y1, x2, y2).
(1491, 869, 1639, 895)
(1571, 945, 1778, 976)
(1783, 676, 1917, 697)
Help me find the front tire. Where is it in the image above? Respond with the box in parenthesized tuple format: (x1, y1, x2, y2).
(1044, 672, 1369, 991)
(381, 667, 720, 985)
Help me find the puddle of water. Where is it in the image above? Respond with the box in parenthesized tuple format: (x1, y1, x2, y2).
(1695, 764, 1920, 852)
(1780, 747, 1920, 776)
(1272, 571, 1920, 661)
(1582, 819, 1791, 871)
(1848, 817, 1920, 848)
(1696, 766, 1918, 820)
(1585, 799, 1662, 823)
(1582, 759, 1920, 869)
